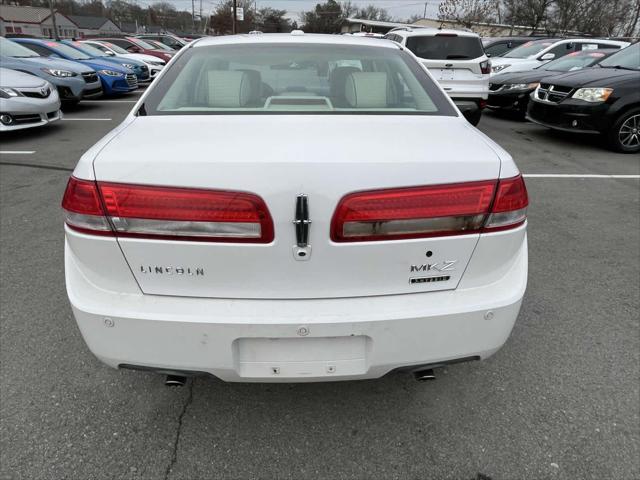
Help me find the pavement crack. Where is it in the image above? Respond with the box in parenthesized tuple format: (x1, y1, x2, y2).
(0, 161, 73, 172)
(164, 379, 194, 480)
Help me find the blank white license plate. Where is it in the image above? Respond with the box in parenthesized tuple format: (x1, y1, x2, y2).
(438, 69, 455, 81)
(235, 336, 368, 378)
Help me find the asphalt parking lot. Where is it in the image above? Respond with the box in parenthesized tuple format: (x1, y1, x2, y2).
(1, 92, 638, 480)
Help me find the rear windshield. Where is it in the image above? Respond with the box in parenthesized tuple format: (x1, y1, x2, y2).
(142, 44, 457, 116)
(503, 41, 555, 58)
(405, 35, 484, 60)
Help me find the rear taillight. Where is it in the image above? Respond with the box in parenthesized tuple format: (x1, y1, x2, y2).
(331, 175, 527, 242)
(61, 177, 113, 235)
(480, 59, 491, 74)
(62, 177, 274, 243)
(483, 175, 528, 232)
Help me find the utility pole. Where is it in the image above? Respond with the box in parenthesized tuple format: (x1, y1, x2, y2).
(48, 0, 59, 40)
(232, 0, 237, 34)
(423, 2, 428, 19)
(191, 0, 195, 33)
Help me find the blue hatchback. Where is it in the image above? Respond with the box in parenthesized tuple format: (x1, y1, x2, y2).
(61, 40, 151, 84)
(14, 38, 138, 96)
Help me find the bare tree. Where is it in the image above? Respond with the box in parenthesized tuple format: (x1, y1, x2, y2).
(501, 0, 552, 31)
(356, 5, 393, 21)
(438, 0, 499, 28)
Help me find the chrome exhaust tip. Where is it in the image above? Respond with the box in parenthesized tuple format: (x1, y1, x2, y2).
(413, 368, 436, 382)
(164, 374, 187, 387)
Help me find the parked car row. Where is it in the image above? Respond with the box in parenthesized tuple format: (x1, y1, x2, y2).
(3, 30, 638, 152)
(382, 27, 632, 132)
(0, 35, 180, 131)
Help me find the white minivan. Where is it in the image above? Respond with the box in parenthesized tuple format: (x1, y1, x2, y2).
(384, 27, 491, 125)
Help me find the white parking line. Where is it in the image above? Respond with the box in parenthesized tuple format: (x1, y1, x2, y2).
(62, 118, 113, 121)
(0, 151, 35, 154)
(524, 174, 640, 179)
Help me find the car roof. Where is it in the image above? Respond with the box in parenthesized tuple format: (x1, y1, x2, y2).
(387, 28, 479, 39)
(193, 33, 401, 49)
(483, 36, 543, 43)
(524, 38, 563, 44)
(526, 37, 626, 45)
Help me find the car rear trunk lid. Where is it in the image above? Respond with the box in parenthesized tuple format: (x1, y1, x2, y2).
(92, 115, 501, 299)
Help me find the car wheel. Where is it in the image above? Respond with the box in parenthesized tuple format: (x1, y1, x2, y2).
(608, 108, 640, 153)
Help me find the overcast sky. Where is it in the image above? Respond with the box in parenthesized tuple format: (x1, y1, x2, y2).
(135, 0, 443, 23)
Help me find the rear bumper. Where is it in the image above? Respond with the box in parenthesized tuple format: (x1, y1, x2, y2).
(66, 228, 528, 383)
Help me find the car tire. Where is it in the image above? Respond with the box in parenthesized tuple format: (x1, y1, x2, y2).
(608, 108, 640, 154)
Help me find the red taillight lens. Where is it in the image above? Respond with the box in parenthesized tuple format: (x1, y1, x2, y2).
(480, 59, 491, 74)
(62, 177, 274, 243)
(331, 175, 528, 242)
(331, 180, 496, 242)
(61, 177, 113, 235)
(484, 175, 528, 231)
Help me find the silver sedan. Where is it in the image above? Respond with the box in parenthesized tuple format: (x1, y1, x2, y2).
(0, 68, 62, 132)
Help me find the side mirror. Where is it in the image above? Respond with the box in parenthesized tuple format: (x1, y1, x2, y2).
(540, 53, 555, 61)
(487, 53, 492, 57)
(50, 53, 61, 59)
(105, 50, 115, 56)
(127, 46, 141, 53)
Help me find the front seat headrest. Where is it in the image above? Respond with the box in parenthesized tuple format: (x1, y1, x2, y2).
(344, 72, 389, 108)
(207, 70, 253, 107)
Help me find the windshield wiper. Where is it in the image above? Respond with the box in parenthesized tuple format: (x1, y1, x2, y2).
(446, 55, 470, 59)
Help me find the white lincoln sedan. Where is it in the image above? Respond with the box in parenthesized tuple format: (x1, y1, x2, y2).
(63, 34, 528, 384)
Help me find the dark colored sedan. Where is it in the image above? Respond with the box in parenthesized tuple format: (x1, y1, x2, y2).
(488, 50, 612, 118)
(527, 43, 640, 153)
